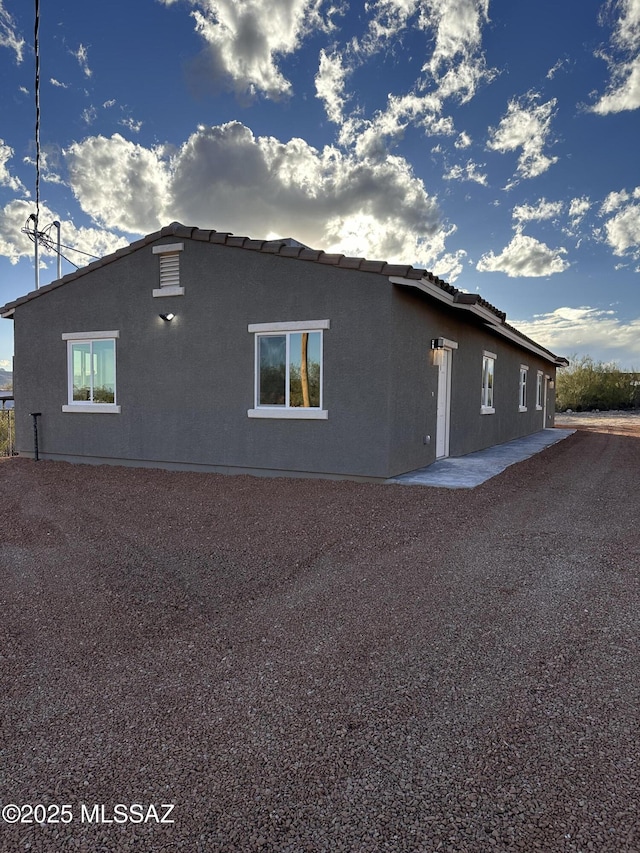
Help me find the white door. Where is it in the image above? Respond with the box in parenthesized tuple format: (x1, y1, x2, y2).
(435, 348, 452, 458)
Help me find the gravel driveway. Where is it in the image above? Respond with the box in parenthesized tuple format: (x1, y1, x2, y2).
(1, 423, 639, 852)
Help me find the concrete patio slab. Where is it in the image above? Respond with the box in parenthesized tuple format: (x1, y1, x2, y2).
(387, 428, 575, 489)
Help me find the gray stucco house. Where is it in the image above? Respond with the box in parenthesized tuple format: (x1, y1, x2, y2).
(1, 222, 567, 481)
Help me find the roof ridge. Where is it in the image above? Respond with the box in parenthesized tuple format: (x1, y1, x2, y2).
(0, 223, 560, 362)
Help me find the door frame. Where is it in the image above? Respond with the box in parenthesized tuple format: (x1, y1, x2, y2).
(433, 338, 458, 459)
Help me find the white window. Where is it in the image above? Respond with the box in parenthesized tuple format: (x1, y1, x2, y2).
(152, 243, 184, 297)
(248, 320, 329, 419)
(62, 331, 120, 413)
(481, 351, 496, 414)
(536, 371, 544, 410)
(519, 365, 529, 412)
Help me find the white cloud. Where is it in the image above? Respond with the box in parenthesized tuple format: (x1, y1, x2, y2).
(592, 55, 640, 113)
(443, 159, 487, 185)
(73, 44, 92, 78)
(487, 92, 559, 180)
(22, 148, 64, 186)
(568, 196, 591, 225)
(50, 78, 69, 89)
(431, 248, 467, 282)
(0, 358, 11, 370)
(0, 140, 25, 193)
(454, 131, 472, 148)
(0, 2, 24, 63)
(420, 0, 490, 78)
(170, 122, 447, 266)
(600, 185, 640, 214)
(64, 134, 170, 234)
(511, 305, 640, 364)
(599, 185, 640, 256)
(591, 0, 640, 113)
(360, 0, 420, 50)
(365, 0, 495, 101)
(476, 233, 569, 277)
(60, 121, 453, 270)
(547, 57, 569, 79)
(512, 198, 564, 224)
(158, 0, 335, 100)
(119, 117, 143, 133)
(82, 106, 97, 125)
(339, 92, 454, 159)
(315, 49, 348, 124)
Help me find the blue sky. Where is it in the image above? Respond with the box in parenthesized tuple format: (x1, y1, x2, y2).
(1, 0, 640, 371)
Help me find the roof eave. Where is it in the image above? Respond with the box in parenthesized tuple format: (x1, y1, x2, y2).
(483, 321, 566, 366)
(390, 274, 564, 366)
(389, 275, 456, 307)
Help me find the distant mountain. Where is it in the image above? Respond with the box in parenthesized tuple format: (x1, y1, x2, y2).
(0, 368, 13, 389)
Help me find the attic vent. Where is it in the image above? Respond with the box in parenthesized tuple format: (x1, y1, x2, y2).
(152, 243, 185, 297)
(160, 252, 180, 287)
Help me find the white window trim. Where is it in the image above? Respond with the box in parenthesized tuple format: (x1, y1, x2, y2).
(62, 332, 121, 414)
(248, 319, 330, 333)
(481, 351, 496, 414)
(153, 285, 184, 298)
(152, 243, 184, 297)
(62, 330, 120, 341)
(248, 321, 329, 419)
(248, 408, 328, 420)
(152, 243, 184, 254)
(536, 370, 544, 410)
(62, 403, 121, 414)
(519, 365, 529, 412)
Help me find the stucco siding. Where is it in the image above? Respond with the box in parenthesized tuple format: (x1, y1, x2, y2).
(9, 232, 561, 480)
(386, 287, 557, 471)
(14, 240, 397, 478)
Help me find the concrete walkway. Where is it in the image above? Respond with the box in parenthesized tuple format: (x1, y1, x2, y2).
(388, 428, 575, 489)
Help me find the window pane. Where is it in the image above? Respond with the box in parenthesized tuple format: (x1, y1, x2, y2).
(482, 356, 494, 407)
(289, 331, 321, 408)
(72, 343, 92, 401)
(93, 339, 115, 403)
(259, 336, 286, 405)
(487, 361, 494, 407)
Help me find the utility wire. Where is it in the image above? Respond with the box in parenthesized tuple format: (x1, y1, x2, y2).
(27, 5, 102, 278)
(22, 218, 102, 270)
(34, 0, 41, 225)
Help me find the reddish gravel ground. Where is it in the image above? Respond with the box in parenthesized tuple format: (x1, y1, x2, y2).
(1, 422, 639, 852)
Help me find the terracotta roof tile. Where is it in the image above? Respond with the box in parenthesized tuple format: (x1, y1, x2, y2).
(208, 232, 231, 244)
(244, 239, 267, 251)
(226, 236, 249, 248)
(358, 260, 386, 273)
(335, 257, 366, 270)
(277, 246, 305, 258)
(298, 249, 323, 261)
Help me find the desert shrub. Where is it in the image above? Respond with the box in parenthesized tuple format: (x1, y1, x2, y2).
(556, 356, 640, 411)
(0, 408, 15, 456)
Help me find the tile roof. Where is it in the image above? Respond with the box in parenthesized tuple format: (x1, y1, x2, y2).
(0, 221, 566, 364)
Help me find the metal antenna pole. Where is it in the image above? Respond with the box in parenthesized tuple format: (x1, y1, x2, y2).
(53, 220, 61, 279)
(33, 214, 40, 290)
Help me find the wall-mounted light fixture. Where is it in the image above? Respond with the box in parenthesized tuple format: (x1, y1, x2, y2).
(431, 339, 444, 366)
(159, 312, 175, 322)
